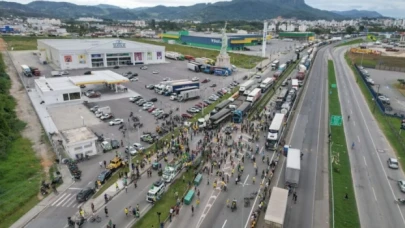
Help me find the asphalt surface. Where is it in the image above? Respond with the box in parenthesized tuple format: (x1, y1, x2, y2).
(332, 47, 405, 228)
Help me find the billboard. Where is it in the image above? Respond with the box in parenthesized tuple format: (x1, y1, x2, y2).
(157, 51, 162, 60)
(147, 52, 152, 60)
(64, 55, 72, 63)
(134, 52, 143, 62)
(78, 54, 87, 64)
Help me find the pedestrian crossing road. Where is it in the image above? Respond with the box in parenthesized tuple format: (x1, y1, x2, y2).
(50, 192, 83, 209)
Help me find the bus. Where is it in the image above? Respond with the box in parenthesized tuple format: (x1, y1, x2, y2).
(146, 180, 166, 202)
(21, 65, 32, 77)
(265, 113, 285, 150)
(239, 79, 256, 95)
(209, 108, 232, 127)
(246, 88, 262, 104)
(259, 77, 275, 92)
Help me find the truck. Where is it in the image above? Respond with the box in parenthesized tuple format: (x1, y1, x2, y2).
(296, 67, 306, 80)
(209, 108, 232, 128)
(271, 60, 280, 70)
(187, 61, 203, 72)
(273, 70, 282, 78)
(98, 106, 111, 115)
(178, 89, 200, 101)
(291, 79, 299, 90)
(214, 67, 232, 76)
(233, 102, 251, 123)
(278, 64, 287, 72)
(155, 80, 189, 94)
(165, 81, 200, 95)
(239, 79, 256, 94)
(51, 70, 69, 77)
(260, 77, 275, 92)
(285, 148, 301, 186)
(165, 52, 184, 60)
(264, 187, 288, 228)
(162, 159, 183, 182)
(246, 88, 262, 104)
(276, 88, 289, 108)
(21, 65, 32, 77)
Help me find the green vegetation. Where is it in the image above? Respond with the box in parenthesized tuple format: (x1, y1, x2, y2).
(347, 51, 405, 69)
(2, 36, 41, 50)
(328, 60, 360, 228)
(130, 38, 264, 69)
(0, 53, 43, 227)
(133, 170, 196, 228)
(344, 54, 405, 170)
(336, 38, 365, 47)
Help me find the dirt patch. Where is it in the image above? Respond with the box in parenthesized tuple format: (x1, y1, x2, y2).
(0, 38, 6, 51)
(2, 50, 54, 195)
(394, 83, 405, 97)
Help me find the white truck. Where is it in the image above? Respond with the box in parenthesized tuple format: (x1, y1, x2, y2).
(285, 148, 301, 187)
(264, 187, 288, 228)
(178, 89, 200, 102)
(162, 159, 183, 183)
(98, 106, 111, 114)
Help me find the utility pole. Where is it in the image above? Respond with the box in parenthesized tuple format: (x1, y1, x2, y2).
(373, 84, 380, 113)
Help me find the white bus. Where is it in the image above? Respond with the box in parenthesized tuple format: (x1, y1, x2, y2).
(260, 77, 275, 92)
(21, 65, 32, 77)
(266, 113, 285, 150)
(146, 181, 166, 202)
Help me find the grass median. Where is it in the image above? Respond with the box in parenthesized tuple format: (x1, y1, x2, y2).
(344, 53, 405, 170)
(328, 60, 360, 228)
(336, 38, 365, 47)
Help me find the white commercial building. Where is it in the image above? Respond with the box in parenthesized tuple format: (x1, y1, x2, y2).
(37, 39, 166, 70)
(34, 70, 129, 105)
(60, 127, 98, 159)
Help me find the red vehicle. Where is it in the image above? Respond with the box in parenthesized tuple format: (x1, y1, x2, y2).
(148, 107, 157, 113)
(184, 55, 195, 61)
(88, 92, 101, 98)
(195, 103, 203, 108)
(181, 113, 193, 119)
(199, 102, 208, 107)
(202, 79, 210, 83)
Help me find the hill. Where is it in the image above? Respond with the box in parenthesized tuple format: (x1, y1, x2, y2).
(331, 10, 383, 18)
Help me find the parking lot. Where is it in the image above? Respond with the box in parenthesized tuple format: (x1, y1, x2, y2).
(366, 68, 405, 114)
(232, 39, 301, 58)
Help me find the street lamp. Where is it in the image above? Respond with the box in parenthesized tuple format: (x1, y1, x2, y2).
(157, 212, 161, 226)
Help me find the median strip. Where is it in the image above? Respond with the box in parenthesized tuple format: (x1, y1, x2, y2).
(328, 60, 360, 228)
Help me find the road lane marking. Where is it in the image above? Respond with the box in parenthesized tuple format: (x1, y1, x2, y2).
(222, 220, 227, 228)
(372, 187, 377, 201)
(53, 193, 71, 207)
(65, 200, 75, 207)
(77, 203, 83, 208)
(61, 194, 74, 207)
(50, 193, 67, 206)
(243, 175, 250, 186)
(363, 156, 367, 167)
(357, 136, 361, 143)
(69, 187, 83, 190)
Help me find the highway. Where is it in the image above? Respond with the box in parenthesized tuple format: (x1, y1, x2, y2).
(274, 45, 329, 228)
(332, 47, 405, 228)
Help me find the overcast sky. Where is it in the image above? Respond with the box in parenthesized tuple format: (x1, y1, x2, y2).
(13, 0, 405, 18)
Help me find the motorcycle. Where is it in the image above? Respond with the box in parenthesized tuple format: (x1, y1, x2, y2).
(397, 198, 405, 204)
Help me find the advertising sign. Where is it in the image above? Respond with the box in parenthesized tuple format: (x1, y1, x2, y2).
(78, 54, 86, 64)
(147, 52, 152, 60)
(112, 40, 126, 48)
(134, 52, 143, 62)
(64, 55, 72, 63)
(157, 52, 162, 60)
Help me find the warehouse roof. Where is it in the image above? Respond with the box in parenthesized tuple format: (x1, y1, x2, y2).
(35, 76, 79, 92)
(60, 127, 97, 144)
(187, 32, 262, 39)
(69, 70, 129, 86)
(38, 38, 164, 51)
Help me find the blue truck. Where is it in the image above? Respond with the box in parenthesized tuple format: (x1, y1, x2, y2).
(233, 102, 252, 123)
(165, 81, 200, 95)
(214, 67, 232, 76)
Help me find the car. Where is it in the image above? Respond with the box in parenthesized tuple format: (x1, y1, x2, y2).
(80, 85, 86, 88)
(233, 81, 239, 85)
(141, 134, 154, 143)
(378, 95, 390, 104)
(133, 143, 145, 151)
(187, 107, 200, 113)
(84, 71, 92, 75)
(210, 84, 217, 87)
(192, 77, 199, 82)
(158, 113, 169, 119)
(136, 99, 145, 104)
(152, 70, 159, 74)
(201, 79, 210, 83)
(163, 77, 171, 81)
(137, 100, 146, 106)
(209, 96, 219, 101)
(76, 187, 95, 202)
(387, 158, 399, 169)
(199, 102, 208, 107)
(152, 108, 163, 114)
(195, 103, 203, 108)
(95, 111, 103, 118)
(100, 113, 113, 120)
(113, 66, 120, 69)
(132, 73, 138, 77)
(399, 180, 405, 193)
(125, 146, 138, 156)
(216, 92, 224, 97)
(221, 88, 228, 93)
(149, 98, 158, 102)
(255, 75, 262, 79)
(204, 100, 213, 105)
(109, 118, 124, 126)
(148, 107, 157, 113)
(97, 170, 112, 184)
(90, 105, 99, 112)
(143, 102, 154, 110)
(153, 110, 164, 117)
(88, 92, 101, 98)
(182, 113, 193, 119)
(146, 84, 155, 89)
(130, 77, 139, 82)
(140, 65, 148, 70)
(129, 96, 142, 102)
(111, 139, 120, 149)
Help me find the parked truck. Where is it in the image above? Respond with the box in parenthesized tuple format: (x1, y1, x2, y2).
(178, 89, 200, 101)
(214, 67, 232, 76)
(162, 159, 183, 183)
(187, 61, 203, 72)
(166, 52, 184, 60)
(264, 187, 288, 228)
(233, 101, 251, 123)
(285, 147, 301, 187)
(165, 81, 200, 95)
(51, 70, 69, 77)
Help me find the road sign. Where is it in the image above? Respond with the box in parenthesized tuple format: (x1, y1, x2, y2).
(330, 115, 342, 126)
(331, 84, 337, 88)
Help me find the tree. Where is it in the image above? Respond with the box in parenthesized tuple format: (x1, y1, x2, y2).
(359, 25, 365, 32)
(346, 26, 355, 34)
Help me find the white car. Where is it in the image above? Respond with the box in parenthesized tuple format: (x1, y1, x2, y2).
(109, 118, 124, 126)
(387, 158, 399, 169)
(163, 77, 171, 81)
(170, 95, 177, 100)
(152, 108, 163, 114)
(140, 66, 148, 70)
(130, 77, 138, 81)
(95, 111, 103, 118)
(398, 180, 405, 193)
(378, 96, 390, 104)
(255, 75, 261, 79)
(143, 102, 154, 110)
(152, 71, 159, 74)
(192, 77, 199, 82)
(90, 105, 99, 112)
(129, 96, 141, 102)
(153, 110, 164, 117)
(100, 113, 113, 120)
(125, 146, 138, 156)
(133, 143, 145, 151)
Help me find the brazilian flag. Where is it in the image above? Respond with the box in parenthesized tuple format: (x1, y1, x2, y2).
(367, 34, 377, 41)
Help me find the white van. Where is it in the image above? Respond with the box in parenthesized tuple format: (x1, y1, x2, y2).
(146, 181, 165, 202)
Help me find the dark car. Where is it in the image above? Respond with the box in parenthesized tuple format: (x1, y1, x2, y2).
(128, 75, 137, 79)
(84, 71, 92, 75)
(132, 73, 138, 77)
(97, 170, 112, 184)
(210, 84, 217, 88)
(76, 187, 95, 202)
(158, 113, 169, 119)
(149, 98, 158, 102)
(145, 84, 154, 89)
(204, 99, 213, 105)
(113, 66, 120, 69)
(111, 139, 120, 149)
(88, 92, 101, 98)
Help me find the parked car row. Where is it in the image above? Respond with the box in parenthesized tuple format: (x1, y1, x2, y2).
(129, 95, 170, 120)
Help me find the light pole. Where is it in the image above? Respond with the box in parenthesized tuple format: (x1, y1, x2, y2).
(157, 212, 161, 227)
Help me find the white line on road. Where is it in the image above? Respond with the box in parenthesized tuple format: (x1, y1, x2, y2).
(372, 187, 377, 201)
(68, 187, 83, 190)
(65, 200, 75, 208)
(363, 156, 367, 167)
(243, 175, 250, 186)
(77, 203, 83, 208)
(222, 220, 227, 228)
(61, 195, 74, 207)
(51, 193, 67, 206)
(357, 135, 361, 143)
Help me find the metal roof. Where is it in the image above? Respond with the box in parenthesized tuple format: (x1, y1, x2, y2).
(38, 38, 164, 51)
(35, 76, 79, 92)
(60, 127, 97, 144)
(69, 70, 129, 86)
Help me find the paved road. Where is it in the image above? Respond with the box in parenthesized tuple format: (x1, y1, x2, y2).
(332, 47, 405, 228)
